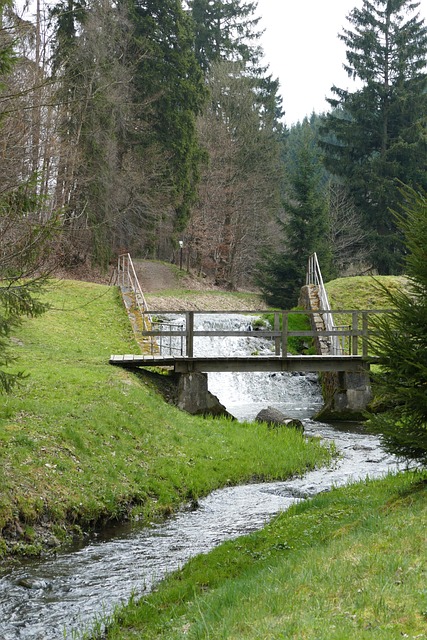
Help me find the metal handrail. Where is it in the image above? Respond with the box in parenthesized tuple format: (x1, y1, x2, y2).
(117, 253, 151, 326)
(306, 253, 342, 355)
(117, 254, 183, 355)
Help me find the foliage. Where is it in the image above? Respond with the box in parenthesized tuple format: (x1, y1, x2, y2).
(0, 5, 59, 392)
(186, 60, 284, 288)
(130, 0, 207, 231)
(368, 186, 427, 463)
(100, 471, 427, 640)
(320, 0, 427, 274)
(189, 0, 263, 72)
(0, 0, 14, 80)
(0, 181, 59, 392)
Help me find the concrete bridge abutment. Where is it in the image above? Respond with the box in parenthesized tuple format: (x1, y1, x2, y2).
(299, 285, 373, 421)
(176, 372, 231, 417)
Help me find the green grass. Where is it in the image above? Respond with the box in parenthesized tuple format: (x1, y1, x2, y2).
(99, 471, 427, 640)
(324, 276, 408, 357)
(0, 280, 331, 556)
(326, 275, 408, 310)
(263, 310, 315, 354)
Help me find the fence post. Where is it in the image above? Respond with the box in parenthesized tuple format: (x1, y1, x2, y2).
(186, 311, 194, 358)
(352, 311, 359, 355)
(281, 312, 288, 356)
(362, 312, 369, 357)
(274, 312, 280, 355)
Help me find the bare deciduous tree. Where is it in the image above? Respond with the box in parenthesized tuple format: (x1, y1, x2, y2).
(186, 61, 282, 288)
(327, 181, 371, 275)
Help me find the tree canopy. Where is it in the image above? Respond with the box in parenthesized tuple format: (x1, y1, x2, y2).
(321, 0, 427, 274)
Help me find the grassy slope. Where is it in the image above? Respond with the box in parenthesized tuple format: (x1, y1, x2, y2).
(326, 275, 408, 309)
(0, 280, 330, 556)
(98, 275, 427, 640)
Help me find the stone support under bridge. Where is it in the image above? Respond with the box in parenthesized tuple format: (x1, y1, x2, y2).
(299, 285, 373, 420)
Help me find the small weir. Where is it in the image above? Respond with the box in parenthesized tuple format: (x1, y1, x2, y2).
(0, 314, 401, 639)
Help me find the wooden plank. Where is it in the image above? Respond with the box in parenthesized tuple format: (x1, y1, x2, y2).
(109, 354, 375, 373)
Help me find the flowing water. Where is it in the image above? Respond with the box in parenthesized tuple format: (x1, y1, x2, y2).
(0, 314, 401, 639)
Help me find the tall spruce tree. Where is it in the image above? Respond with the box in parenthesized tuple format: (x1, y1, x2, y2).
(256, 118, 332, 309)
(321, 0, 427, 274)
(188, 0, 262, 72)
(129, 0, 207, 231)
(368, 186, 427, 463)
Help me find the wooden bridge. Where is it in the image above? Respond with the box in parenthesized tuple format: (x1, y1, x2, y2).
(110, 253, 388, 416)
(109, 308, 382, 374)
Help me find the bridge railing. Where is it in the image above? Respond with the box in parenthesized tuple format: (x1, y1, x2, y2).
(139, 309, 387, 359)
(306, 253, 342, 354)
(117, 253, 152, 332)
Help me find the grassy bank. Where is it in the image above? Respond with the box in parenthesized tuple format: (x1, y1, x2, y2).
(99, 470, 427, 640)
(326, 275, 407, 310)
(0, 280, 331, 557)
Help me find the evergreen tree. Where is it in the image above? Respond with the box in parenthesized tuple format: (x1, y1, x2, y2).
(1, 1, 58, 392)
(129, 0, 207, 231)
(368, 186, 427, 463)
(321, 0, 427, 274)
(0, 0, 14, 78)
(0, 182, 59, 392)
(256, 118, 332, 308)
(188, 0, 262, 72)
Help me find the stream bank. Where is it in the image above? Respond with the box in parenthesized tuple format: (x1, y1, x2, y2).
(0, 418, 403, 639)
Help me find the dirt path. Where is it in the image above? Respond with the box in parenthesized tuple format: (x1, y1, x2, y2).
(133, 260, 181, 293)
(133, 260, 265, 312)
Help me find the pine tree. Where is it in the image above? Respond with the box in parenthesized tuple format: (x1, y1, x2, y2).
(321, 0, 427, 274)
(129, 0, 207, 231)
(368, 186, 427, 463)
(0, 0, 14, 78)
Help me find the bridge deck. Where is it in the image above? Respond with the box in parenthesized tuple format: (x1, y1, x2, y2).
(109, 354, 373, 373)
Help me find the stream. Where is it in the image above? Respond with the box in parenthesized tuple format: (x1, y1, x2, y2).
(0, 314, 401, 639)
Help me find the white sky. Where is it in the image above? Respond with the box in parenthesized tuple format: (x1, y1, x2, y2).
(256, 0, 427, 127)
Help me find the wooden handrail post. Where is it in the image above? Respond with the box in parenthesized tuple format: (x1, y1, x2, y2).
(352, 311, 359, 356)
(186, 311, 194, 358)
(362, 312, 369, 357)
(281, 312, 288, 356)
(274, 312, 280, 355)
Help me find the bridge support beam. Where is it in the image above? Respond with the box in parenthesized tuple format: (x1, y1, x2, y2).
(176, 372, 230, 417)
(314, 370, 373, 422)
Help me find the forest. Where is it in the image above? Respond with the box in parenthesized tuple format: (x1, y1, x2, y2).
(1, 0, 426, 302)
